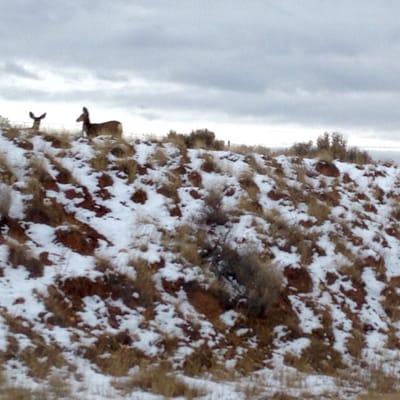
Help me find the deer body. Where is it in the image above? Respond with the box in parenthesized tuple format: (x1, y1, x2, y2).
(77, 107, 122, 139)
(29, 112, 46, 131)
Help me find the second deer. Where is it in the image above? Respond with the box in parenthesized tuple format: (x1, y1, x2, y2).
(76, 107, 123, 139)
(29, 112, 46, 131)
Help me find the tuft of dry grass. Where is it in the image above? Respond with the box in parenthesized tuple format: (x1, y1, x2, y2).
(0, 155, 16, 185)
(0, 184, 12, 218)
(201, 153, 220, 173)
(307, 197, 331, 222)
(151, 147, 169, 167)
(239, 170, 260, 202)
(203, 189, 229, 226)
(167, 224, 206, 266)
(130, 258, 157, 307)
(116, 158, 137, 183)
(117, 361, 204, 398)
(90, 151, 109, 171)
(20, 344, 65, 379)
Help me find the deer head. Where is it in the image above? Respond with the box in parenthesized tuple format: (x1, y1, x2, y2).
(76, 107, 89, 123)
(29, 112, 46, 131)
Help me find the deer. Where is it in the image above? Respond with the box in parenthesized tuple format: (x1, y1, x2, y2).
(29, 111, 46, 131)
(76, 107, 123, 139)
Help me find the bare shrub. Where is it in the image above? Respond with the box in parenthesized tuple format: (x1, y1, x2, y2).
(204, 189, 229, 226)
(213, 245, 282, 316)
(290, 141, 314, 157)
(166, 129, 224, 150)
(164, 130, 187, 152)
(288, 132, 371, 164)
(0, 115, 11, 129)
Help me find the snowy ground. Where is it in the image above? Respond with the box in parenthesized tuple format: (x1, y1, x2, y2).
(0, 128, 399, 399)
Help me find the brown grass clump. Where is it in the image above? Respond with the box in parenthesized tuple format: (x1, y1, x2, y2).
(20, 343, 65, 379)
(182, 346, 222, 377)
(119, 362, 204, 398)
(2, 127, 20, 141)
(168, 224, 207, 266)
(201, 153, 220, 173)
(204, 189, 229, 226)
(83, 333, 143, 376)
(151, 147, 169, 167)
(231, 144, 271, 156)
(239, 170, 260, 201)
(6, 238, 45, 278)
(116, 158, 137, 183)
(307, 197, 331, 222)
(0, 184, 12, 218)
(131, 258, 157, 307)
(0, 387, 45, 400)
(42, 131, 71, 149)
(90, 151, 108, 171)
(43, 285, 77, 327)
(0, 155, 16, 185)
(346, 328, 365, 359)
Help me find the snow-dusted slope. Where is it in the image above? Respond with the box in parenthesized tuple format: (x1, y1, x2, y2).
(0, 128, 399, 399)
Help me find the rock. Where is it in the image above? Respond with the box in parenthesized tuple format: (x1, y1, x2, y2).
(315, 160, 340, 177)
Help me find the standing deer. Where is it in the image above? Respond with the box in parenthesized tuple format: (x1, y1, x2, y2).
(29, 112, 46, 131)
(76, 107, 123, 139)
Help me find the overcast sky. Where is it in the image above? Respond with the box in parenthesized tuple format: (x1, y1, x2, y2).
(1, 0, 400, 148)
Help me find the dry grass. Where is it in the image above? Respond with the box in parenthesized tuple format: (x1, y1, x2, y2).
(90, 151, 108, 171)
(86, 339, 143, 377)
(151, 146, 169, 166)
(117, 361, 204, 398)
(231, 143, 271, 156)
(201, 153, 221, 173)
(239, 170, 260, 201)
(169, 224, 206, 266)
(204, 189, 229, 225)
(24, 177, 66, 225)
(42, 131, 72, 149)
(116, 158, 137, 183)
(307, 197, 331, 222)
(0, 184, 12, 217)
(20, 344, 65, 379)
(0, 155, 16, 185)
(131, 258, 157, 307)
(213, 244, 282, 317)
(43, 285, 77, 327)
(2, 127, 20, 141)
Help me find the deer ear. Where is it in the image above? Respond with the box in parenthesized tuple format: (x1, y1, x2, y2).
(83, 107, 88, 114)
(29, 112, 35, 119)
(39, 113, 46, 119)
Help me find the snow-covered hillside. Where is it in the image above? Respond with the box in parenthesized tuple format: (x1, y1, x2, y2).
(0, 127, 399, 399)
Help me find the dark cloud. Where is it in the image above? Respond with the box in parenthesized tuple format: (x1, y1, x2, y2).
(1, 0, 400, 137)
(0, 62, 38, 80)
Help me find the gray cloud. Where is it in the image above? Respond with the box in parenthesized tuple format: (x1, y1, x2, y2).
(1, 0, 400, 138)
(0, 62, 38, 80)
